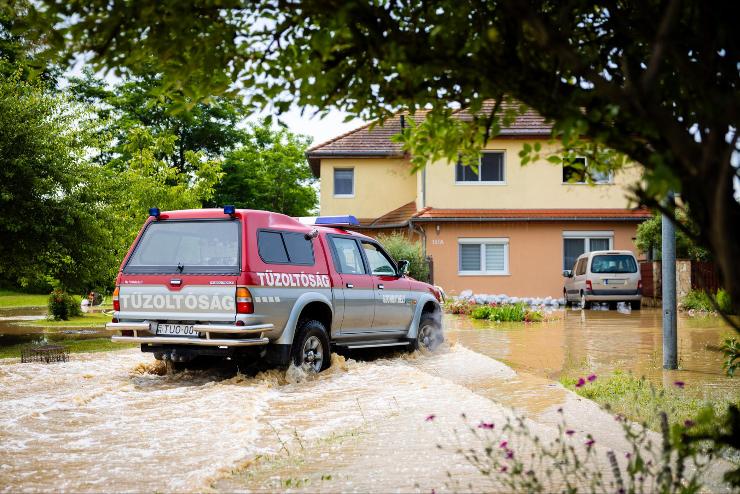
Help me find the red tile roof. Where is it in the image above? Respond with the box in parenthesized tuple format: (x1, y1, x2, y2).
(306, 101, 553, 176)
(361, 201, 421, 228)
(412, 208, 652, 221)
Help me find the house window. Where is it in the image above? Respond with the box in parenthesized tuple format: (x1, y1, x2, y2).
(458, 238, 509, 275)
(456, 151, 505, 184)
(562, 157, 612, 184)
(562, 231, 613, 270)
(334, 168, 354, 196)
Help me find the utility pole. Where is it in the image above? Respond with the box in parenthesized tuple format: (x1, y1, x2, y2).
(662, 195, 678, 369)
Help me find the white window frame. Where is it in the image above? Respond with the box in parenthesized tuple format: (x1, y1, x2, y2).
(561, 156, 613, 185)
(458, 238, 510, 276)
(333, 167, 355, 198)
(455, 151, 506, 186)
(562, 231, 614, 270)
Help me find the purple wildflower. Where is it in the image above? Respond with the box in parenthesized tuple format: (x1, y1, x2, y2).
(500, 466, 508, 473)
(684, 419, 695, 428)
(506, 449, 515, 459)
(557, 407, 563, 413)
(587, 373, 597, 382)
(425, 414, 436, 422)
(585, 438, 595, 448)
(625, 452, 632, 459)
(575, 377, 586, 388)
(477, 421, 495, 430)
(674, 381, 685, 389)
(499, 440, 508, 449)
(565, 429, 575, 436)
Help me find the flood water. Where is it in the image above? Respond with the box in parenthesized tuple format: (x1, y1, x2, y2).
(0, 308, 737, 492)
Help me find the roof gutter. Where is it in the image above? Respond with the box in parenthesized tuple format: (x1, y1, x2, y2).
(410, 216, 650, 223)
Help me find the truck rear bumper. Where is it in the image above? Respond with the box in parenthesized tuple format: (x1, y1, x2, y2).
(106, 322, 273, 347)
(111, 335, 269, 347)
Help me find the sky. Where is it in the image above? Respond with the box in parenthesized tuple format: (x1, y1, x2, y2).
(263, 106, 367, 147)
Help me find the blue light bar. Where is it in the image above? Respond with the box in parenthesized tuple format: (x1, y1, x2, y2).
(223, 205, 236, 216)
(149, 207, 160, 218)
(315, 215, 360, 226)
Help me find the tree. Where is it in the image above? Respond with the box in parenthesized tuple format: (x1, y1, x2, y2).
(67, 70, 245, 172)
(635, 212, 710, 261)
(17, 1, 740, 314)
(210, 121, 317, 216)
(0, 74, 116, 292)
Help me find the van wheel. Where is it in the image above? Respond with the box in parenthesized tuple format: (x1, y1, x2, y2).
(411, 313, 444, 351)
(632, 300, 642, 310)
(292, 320, 331, 373)
(563, 289, 570, 307)
(580, 292, 591, 310)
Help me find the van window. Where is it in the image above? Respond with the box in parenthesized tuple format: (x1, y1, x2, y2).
(591, 255, 637, 274)
(258, 230, 315, 265)
(576, 258, 587, 276)
(125, 220, 239, 274)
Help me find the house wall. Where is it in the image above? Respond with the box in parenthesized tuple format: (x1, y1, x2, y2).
(422, 139, 642, 209)
(423, 220, 640, 297)
(319, 157, 417, 218)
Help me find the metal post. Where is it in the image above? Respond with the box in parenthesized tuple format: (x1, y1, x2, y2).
(662, 201, 677, 370)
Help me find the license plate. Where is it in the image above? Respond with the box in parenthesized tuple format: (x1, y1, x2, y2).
(603, 279, 625, 285)
(157, 324, 198, 336)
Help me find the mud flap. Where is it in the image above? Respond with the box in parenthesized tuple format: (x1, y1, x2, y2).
(264, 344, 292, 366)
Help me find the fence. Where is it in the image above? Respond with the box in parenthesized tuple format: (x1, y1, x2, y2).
(640, 260, 721, 300)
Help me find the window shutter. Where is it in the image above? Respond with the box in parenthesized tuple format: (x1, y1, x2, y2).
(485, 244, 505, 271)
(460, 244, 481, 271)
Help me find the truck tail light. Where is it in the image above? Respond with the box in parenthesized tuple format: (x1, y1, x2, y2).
(236, 287, 253, 314)
(113, 286, 120, 311)
(585, 280, 593, 292)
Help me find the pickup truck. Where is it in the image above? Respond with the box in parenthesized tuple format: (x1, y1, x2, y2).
(106, 207, 444, 372)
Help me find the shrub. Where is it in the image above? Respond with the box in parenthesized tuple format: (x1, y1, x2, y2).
(48, 289, 82, 321)
(470, 305, 493, 319)
(376, 233, 429, 282)
(444, 298, 474, 315)
(488, 303, 526, 322)
(716, 289, 734, 314)
(680, 290, 713, 311)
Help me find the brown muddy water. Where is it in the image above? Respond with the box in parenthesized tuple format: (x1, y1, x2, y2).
(0, 308, 737, 492)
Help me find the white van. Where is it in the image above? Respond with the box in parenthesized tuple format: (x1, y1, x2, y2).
(563, 250, 642, 309)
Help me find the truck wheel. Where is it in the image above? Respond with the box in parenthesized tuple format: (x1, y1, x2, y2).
(292, 320, 331, 373)
(411, 313, 444, 352)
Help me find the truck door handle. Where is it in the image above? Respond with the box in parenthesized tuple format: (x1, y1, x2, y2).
(378, 284, 384, 290)
(346, 283, 354, 288)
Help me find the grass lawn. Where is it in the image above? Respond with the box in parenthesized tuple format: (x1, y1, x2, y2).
(0, 289, 49, 309)
(0, 338, 137, 359)
(16, 312, 111, 328)
(561, 371, 738, 430)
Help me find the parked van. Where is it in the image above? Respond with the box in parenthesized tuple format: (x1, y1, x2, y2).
(563, 250, 642, 309)
(106, 207, 444, 372)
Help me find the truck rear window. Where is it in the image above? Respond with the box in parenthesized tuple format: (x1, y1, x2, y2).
(591, 255, 637, 274)
(124, 220, 240, 274)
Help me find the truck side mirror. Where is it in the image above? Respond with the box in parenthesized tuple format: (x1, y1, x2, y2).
(397, 260, 410, 277)
(563, 270, 573, 278)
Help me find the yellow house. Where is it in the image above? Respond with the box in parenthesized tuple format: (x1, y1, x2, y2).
(306, 106, 649, 298)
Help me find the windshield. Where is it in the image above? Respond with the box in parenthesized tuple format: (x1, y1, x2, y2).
(591, 255, 637, 274)
(124, 220, 240, 274)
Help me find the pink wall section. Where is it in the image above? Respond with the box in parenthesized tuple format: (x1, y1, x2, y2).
(422, 221, 641, 298)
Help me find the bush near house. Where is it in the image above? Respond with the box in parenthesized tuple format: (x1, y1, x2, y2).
(376, 233, 429, 282)
(681, 288, 735, 314)
(469, 302, 545, 323)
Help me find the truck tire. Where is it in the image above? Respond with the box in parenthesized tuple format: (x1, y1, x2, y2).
(292, 320, 331, 372)
(410, 313, 444, 352)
